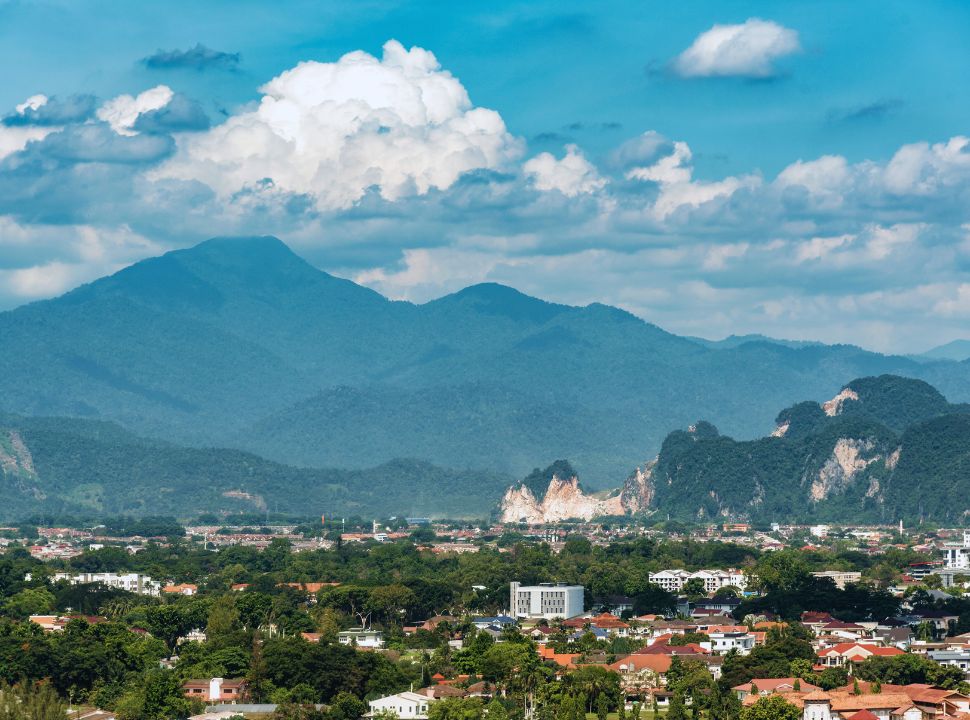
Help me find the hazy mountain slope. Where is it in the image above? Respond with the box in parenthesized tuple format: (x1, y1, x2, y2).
(919, 339, 970, 362)
(0, 415, 510, 519)
(2, 236, 970, 484)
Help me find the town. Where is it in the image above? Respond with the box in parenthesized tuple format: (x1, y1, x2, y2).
(4, 515, 970, 719)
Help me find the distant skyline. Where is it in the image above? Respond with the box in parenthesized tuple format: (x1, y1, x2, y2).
(1, 0, 970, 352)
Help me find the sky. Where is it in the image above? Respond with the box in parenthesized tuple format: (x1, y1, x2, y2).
(1, 0, 970, 353)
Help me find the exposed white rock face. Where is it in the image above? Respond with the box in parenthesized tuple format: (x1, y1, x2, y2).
(0, 430, 36, 477)
(499, 464, 654, 523)
(621, 460, 655, 513)
(822, 387, 859, 416)
(771, 421, 790, 438)
(810, 438, 880, 501)
(865, 477, 881, 498)
(499, 485, 543, 523)
(885, 447, 901, 470)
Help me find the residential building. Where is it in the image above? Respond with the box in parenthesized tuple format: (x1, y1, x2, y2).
(927, 649, 970, 679)
(52, 572, 161, 596)
(732, 678, 820, 702)
(162, 583, 198, 596)
(470, 615, 516, 630)
(367, 691, 433, 719)
(182, 678, 247, 703)
(647, 569, 748, 594)
(337, 628, 385, 649)
(816, 643, 905, 667)
(706, 631, 756, 655)
(811, 571, 862, 590)
(943, 530, 970, 569)
(510, 582, 584, 619)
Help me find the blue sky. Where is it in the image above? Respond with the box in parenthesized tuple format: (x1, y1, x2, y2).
(1, 0, 969, 352)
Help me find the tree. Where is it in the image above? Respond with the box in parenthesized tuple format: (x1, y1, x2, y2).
(207, 595, 244, 650)
(144, 605, 196, 653)
(326, 692, 367, 720)
(682, 578, 708, 600)
(116, 670, 191, 720)
(739, 694, 800, 720)
(486, 699, 509, 720)
(3, 588, 55, 620)
(427, 697, 485, 720)
(596, 693, 609, 720)
(0, 681, 66, 720)
(667, 692, 688, 720)
(749, 552, 809, 595)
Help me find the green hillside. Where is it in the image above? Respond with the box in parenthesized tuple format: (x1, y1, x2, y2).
(0, 415, 511, 520)
(648, 375, 970, 523)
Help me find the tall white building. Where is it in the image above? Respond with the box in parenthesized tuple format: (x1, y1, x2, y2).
(52, 572, 161, 596)
(944, 531, 970, 569)
(510, 582, 584, 619)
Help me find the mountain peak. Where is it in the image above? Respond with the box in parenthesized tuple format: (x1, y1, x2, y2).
(429, 282, 568, 323)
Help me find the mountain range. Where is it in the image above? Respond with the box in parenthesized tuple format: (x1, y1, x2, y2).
(3, 236, 970, 508)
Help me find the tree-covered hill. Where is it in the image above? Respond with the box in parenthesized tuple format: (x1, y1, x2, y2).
(0, 414, 511, 520)
(647, 375, 970, 524)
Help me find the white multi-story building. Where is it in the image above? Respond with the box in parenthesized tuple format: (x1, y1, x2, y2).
(944, 531, 970, 569)
(510, 582, 584, 619)
(705, 631, 755, 655)
(647, 569, 748, 594)
(52, 572, 161, 596)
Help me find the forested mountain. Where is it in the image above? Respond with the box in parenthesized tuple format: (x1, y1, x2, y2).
(0, 415, 510, 520)
(644, 375, 970, 523)
(2, 236, 970, 486)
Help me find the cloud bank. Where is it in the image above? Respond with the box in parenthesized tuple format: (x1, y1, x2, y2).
(1, 36, 970, 352)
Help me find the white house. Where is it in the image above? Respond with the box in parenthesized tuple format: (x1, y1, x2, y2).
(510, 582, 584, 619)
(705, 631, 755, 655)
(367, 691, 433, 718)
(337, 628, 385, 649)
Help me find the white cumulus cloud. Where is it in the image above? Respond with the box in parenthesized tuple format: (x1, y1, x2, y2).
(673, 18, 800, 78)
(523, 144, 606, 196)
(97, 85, 174, 136)
(156, 40, 522, 211)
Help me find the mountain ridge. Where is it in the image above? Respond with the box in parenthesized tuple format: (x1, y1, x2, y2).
(3, 236, 970, 485)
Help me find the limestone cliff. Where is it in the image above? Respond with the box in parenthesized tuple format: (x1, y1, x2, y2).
(498, 460, 653, 523)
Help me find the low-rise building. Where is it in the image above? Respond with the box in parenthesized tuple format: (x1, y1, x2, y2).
(811, 571, 862, 590)
(510, 582, 584, 620)
(367, 691, 433, 719)
(182, 678, 247, 703)
(337, 628, 385, 649)
(52, 572, 161, 596)
(706, 631, 756, 655)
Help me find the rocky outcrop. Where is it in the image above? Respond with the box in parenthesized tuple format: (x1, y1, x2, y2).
(809, 438, 880, 501)
(822, 387, 859, 416)
(499, 463, 653, 523)
(0, 429, 44, 500)
(620, 460, 655, 513)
